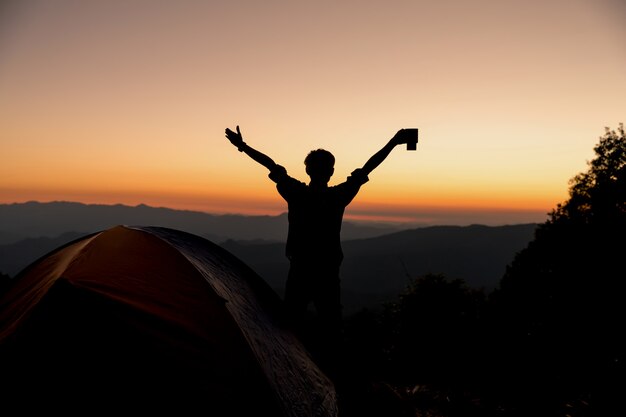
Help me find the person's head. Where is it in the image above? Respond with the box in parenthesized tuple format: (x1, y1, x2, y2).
(304, 149, 335, 184)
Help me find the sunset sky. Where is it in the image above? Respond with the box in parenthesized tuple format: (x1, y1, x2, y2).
(1, 0, 624, 226)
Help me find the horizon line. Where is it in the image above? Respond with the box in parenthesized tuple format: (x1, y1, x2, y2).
(1, 199, 548, 227)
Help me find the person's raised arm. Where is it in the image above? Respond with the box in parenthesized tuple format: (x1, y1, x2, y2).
(225, 125, 278, 171)
(360, 129, 407, 176)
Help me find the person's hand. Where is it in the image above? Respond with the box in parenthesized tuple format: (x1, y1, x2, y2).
(391, 129, 408, 146)
(391, 128, 418, 147)
(225, 125, 245, 148)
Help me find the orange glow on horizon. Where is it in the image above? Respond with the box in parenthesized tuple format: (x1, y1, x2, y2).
(1, 181, 557, 226)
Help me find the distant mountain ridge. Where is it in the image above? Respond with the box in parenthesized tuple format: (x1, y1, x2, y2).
(0, 201, 538, 312)
(0, 201, 403, 244)
(222, 223, 538, 310)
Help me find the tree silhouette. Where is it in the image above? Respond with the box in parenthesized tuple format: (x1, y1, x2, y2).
(342, 273, 488, 416)
(493, 123, 625, 414)
(385, 274, 485, 385)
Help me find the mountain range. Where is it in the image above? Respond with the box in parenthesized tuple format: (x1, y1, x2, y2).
(0, 201, 539, 312)
(0, 201, 404, 245)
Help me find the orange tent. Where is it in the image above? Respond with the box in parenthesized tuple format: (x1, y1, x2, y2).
(0, 225, 337, 415)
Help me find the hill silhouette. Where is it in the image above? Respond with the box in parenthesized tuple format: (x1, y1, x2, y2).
(0, 201, 403, 244)
(0, 202, 536, 313)
(222, 223, 537, 313)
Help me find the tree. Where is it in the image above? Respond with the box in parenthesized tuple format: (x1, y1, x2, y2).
(380, 273, 485, 385)
(342, 273, 489, 416)
(494, 124, 625, 414)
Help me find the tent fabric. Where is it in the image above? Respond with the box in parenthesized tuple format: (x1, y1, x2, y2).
(0, 225, 338, 416)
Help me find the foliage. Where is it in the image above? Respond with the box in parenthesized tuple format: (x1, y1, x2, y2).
(342, 274, 489, 416)
(555, 123, 626, 225)
(492, 124, 626, 414)
(385, 274, 486, 385)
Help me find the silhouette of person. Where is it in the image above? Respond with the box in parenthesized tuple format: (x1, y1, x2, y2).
(225, 125, 412, 369)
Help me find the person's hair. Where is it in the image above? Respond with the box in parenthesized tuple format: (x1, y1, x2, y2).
(304, 149, 335, 181)
(304, 149, 335, 169)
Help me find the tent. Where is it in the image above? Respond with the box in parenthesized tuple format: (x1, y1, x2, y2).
(0, 225, 338, 415)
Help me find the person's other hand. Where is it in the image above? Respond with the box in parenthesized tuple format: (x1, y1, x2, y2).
(225, 125, 244, 147)
(391, 129, 408, 146)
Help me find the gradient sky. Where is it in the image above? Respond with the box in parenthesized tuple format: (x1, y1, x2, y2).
(1, 0, 624, 226)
